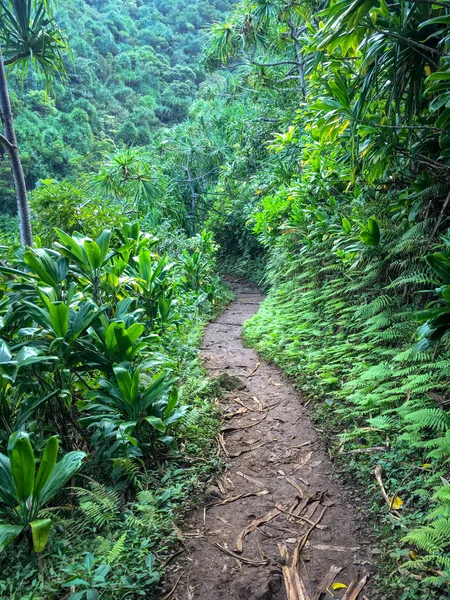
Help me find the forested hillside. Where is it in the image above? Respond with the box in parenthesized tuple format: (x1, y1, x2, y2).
(2, 0, 450, 597)
(0, 0, 231, 213)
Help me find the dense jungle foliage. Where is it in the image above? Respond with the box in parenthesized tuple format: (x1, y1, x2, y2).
(2, 0, 450, 597)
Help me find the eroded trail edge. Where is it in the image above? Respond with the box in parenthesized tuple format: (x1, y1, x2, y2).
(168, 281, 372, 600)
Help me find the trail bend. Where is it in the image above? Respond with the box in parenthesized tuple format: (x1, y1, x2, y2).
(166, 280, 372, 600)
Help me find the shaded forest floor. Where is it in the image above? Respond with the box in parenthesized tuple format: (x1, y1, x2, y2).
(163, 280, 374, 600)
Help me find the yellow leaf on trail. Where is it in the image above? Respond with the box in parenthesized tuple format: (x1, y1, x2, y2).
(390, 496, 403, 509)
(332, 583, 348, 590)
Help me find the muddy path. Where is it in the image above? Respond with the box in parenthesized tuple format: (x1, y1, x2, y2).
(165, 281, 373, 600)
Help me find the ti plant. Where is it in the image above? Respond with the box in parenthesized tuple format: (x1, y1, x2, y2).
(81, 366, 186, 456)
(0, 431, 85, 552)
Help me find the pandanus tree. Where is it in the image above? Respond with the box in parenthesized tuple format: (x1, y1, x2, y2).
(0, 0, 68, 246)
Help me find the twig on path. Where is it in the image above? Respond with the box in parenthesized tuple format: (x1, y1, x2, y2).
(236, 507, 282, 553)
(221, 412, 267, 433)
(278, 543, 311, 600)
(218, 433, 229, 457)
(341, 572, 369, 600)
(274, 504, 327, 529)
(312, 565, 342, 600)
(236, 470, 266, 488)
(159, 548, 186, 568)
(208, 489, 269, 507)
(285, 477, 304, 498)
(232, 396, 257, 412)
(253, 395, 263, 411)
(229, 440, 269, 457)
(297, 506, 327, 553)
(160, 571, 186, 600)
(215, 543, 269, 566)
(224, 407, 247, 420)
(247, 362, 260, 377)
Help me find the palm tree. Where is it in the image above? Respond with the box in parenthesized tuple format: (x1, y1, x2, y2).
(0, 0, 68, 246)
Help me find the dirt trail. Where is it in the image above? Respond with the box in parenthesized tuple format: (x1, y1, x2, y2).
(166, 281, 372, 600)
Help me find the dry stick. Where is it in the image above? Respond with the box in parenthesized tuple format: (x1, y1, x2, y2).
(159, 548, 186, 568)
(232, 396, 257, 412)
(236, 470, 266, 488)
(236, 507, 281, 553)
(285, 477, 305, 498)
(253, 395, 263, 411)
(288, 441, 312, 449)
(160, 571, 186, 600)
(374, 464, 401, 515)
(344, 446, 388, 454)
(228, 440, 269, 458)
(312, 565, 343, 600)
(261, 521, 299, 536)
(224, 407, 247, 420)
(342, 573, 369, 600)
(278, 543, 311, 600)
(274, 504, 327, 529)
(208, 489, 269, 507)
(297, 506, 328, 553)
(221, 412, 267, 433)
(215, 543, 269, 566)
(247, 361, 260, 377)
(218, 433, 229, 457)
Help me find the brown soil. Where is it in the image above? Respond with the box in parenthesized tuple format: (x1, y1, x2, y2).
(164, 281, 373, 600)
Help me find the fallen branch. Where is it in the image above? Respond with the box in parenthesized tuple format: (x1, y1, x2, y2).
(278, 543, 311, 600)
(232, 396, 257, 412)
(236, 470, 265, 488)
(229, 440, 269, 457)
(285, 477, 304, 498)
(297, 506, 327, 553)
(221, 413, 267, 433)
(313, 565, 342, 600)
(247, 362, 260, 377)
(274, 504, 327, 529)
(344, 446, 388, 455)
(209, 489, 269, 507)
(342, 573, 369, 600)
(253, 395, 263, 411)
(374, 464, 401, 516)
(236, 507, 281, 553)
(218, 433, 229, 457)
(160, 571, 186, 600)
(215, 543, 269, 566)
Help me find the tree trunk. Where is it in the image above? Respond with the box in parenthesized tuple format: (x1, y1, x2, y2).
(0, 45, 33, 246)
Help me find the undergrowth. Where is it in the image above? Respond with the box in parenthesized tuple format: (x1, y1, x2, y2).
(243, 226, 450, 599)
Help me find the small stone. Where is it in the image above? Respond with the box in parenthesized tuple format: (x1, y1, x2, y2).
(204, 485, 223, 499)
(215, 373, 248, 391)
